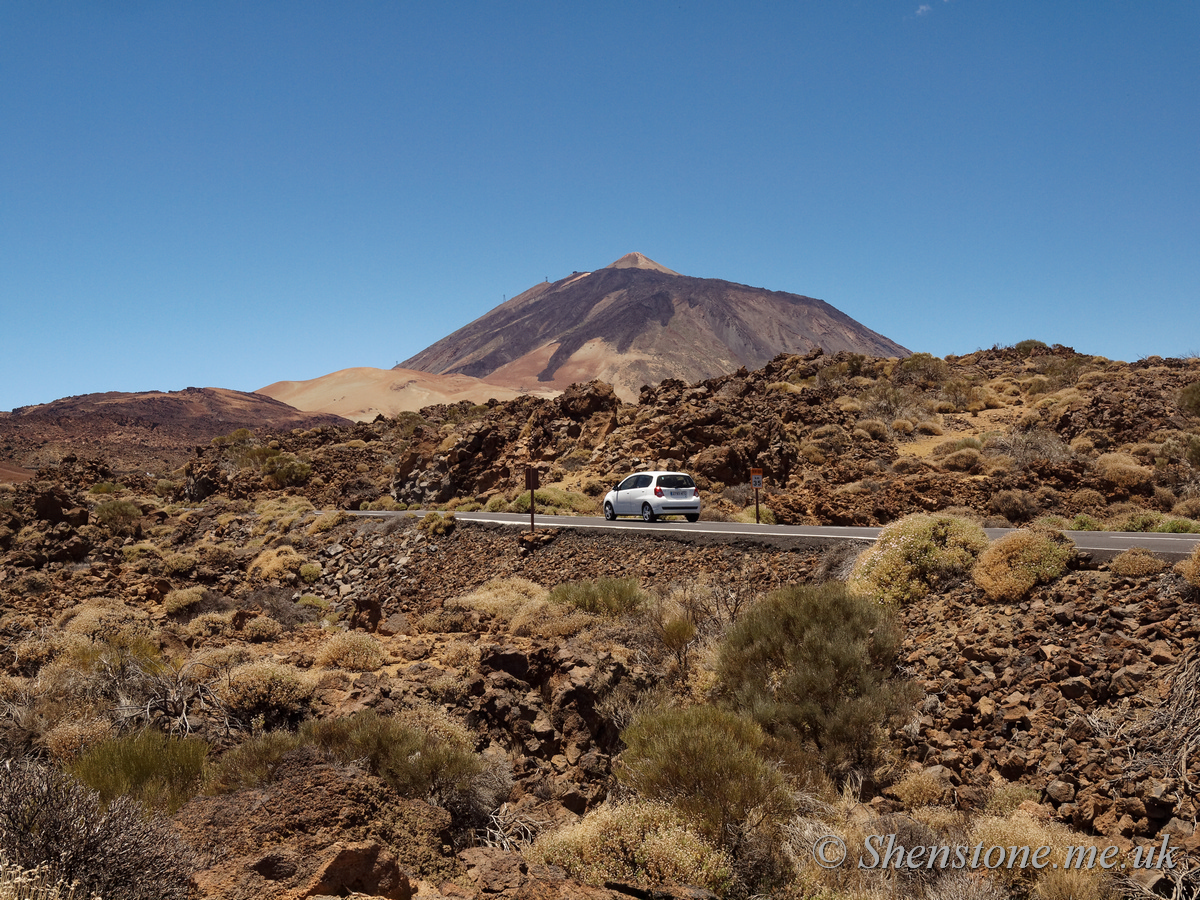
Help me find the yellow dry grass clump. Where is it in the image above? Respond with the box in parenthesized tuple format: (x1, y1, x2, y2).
(315, 632, 386, 672)
(248, 545, 308, 580)
(447, 577, 595, 638)
(972, 529, 1074, 601)
(1109, 547, 1167, 577)
(529, 801, 733, 894)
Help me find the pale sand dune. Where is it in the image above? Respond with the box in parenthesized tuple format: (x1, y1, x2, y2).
(258, 367, 556, 422)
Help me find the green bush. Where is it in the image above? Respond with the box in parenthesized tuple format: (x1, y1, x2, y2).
(0, 759, 191, 900)
(530, 801, 733, 894)
(1069, 513, 1104, 531)
(972, 530, 1074, 601)
(716, 582, 916, 778)
(616, 705, 793, 846)
(549, 577, 646, 617)
(89, 482, 120, 494)
(848, 513, 988, 604)
(70, 728, 209, 814)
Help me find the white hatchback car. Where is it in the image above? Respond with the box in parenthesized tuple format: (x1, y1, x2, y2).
(603, 471, 702, 522)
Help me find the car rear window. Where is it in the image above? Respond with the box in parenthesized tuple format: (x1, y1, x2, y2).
(656, 474, 695, 489)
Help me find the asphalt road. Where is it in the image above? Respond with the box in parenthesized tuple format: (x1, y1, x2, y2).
(354, 510, 1200, 562)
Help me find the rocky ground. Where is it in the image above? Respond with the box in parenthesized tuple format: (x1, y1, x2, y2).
(2, 344, 1200, 899)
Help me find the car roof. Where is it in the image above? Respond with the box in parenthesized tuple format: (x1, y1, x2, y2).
(622, 470, 691, 477)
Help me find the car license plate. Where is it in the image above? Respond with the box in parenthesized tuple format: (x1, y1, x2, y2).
(670, 490, 686, 498)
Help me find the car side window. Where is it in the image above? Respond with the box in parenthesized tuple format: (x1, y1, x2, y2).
(636, 475, 653, 489)
(617, 476, 639, 491)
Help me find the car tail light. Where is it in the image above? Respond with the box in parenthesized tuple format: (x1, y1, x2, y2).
(654, 487, 664, 497)
(693, 488, 700, 498)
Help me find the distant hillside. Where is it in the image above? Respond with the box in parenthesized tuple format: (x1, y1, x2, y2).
(258, 367, 555, 422)
(399, 252, 910, 400)
(0, 387, 348, 473)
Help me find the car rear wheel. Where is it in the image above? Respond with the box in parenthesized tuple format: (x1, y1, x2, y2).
(685, 514, 699, 523)
(604, 502, 616, 521)
(641, 503, 657, 523)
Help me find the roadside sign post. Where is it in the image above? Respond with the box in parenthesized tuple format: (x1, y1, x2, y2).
(525, 466, 539, 533)
(750, 468, 763, 525)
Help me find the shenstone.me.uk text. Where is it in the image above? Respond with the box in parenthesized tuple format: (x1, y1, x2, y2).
(810, 834, 1177, 872)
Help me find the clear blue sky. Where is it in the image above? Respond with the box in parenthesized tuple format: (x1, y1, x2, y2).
(2, 1, 1197, 411)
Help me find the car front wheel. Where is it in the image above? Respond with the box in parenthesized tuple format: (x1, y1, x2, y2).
(641, 503, 657, 523)
(604, 502, 616, 521)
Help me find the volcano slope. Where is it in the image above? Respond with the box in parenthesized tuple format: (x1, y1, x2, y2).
(1, 344, 1200, 899)
(398, 252, 910, 401)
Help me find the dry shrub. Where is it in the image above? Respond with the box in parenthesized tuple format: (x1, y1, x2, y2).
(187, 611, 234, 638)
(220, 661, 314, 729)
(1109, 547, 1167, 577)
(891, 456, 927, 475)
(448, 577, 548, 622)
(985, 428, 1072, 468)
(529, 801, 734, 894)
(417, 511, 456, 536)
(163, 586, 205, 615)
(970, 809, 1114, 899)
(242, 615, 283, 643)
(891, 418, 915, 435)
(448, 578, 592, 643)
(984, 781, 1040, 816)
(916, 420, 945, 436)
(507, 600, 595, 639)
(315, 632, 386, 672)
(990, 489, 1039, 523)
(298, 561, 321, 583)
(940, 448, 983, 473)
(1073, 488, 1106, 510)
(43, 717, 114, 763)
(0, 759, 191, 900)
(848, 514, 988, 605)
(59, 600, 148, 640)
(549, 577, 647, 617)
(1177, 544, 1200, 588)
(890, 769, 951, 809)
(252, 496, 314, 534)
(1096, 452, 1152, 491)
(857, 419, 889, 440)
(307, 509, 348, 535)
(972, 530, 1074, 601)
(0, 858, 88, 900)
(395, 700, 475, 749)
(248, 545, 307, 580)
(1174, 497, 1200, 519)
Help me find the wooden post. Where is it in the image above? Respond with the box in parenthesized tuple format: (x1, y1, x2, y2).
(751, 468, 763, 525)
(526, 466, 539, 533)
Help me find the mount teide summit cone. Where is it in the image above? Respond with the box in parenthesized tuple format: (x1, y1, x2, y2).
(400, 253, 909, 400)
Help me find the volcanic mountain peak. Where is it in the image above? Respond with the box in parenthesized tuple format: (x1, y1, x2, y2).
(399, 255, 909, 401)
(603, 252, 680, 275)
